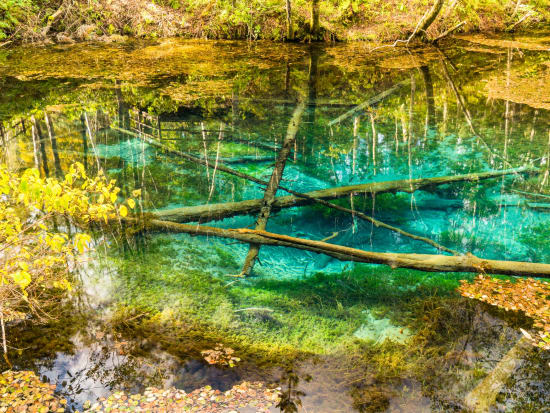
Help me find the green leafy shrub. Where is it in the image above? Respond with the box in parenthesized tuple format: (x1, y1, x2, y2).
(0, 0, 31, 40)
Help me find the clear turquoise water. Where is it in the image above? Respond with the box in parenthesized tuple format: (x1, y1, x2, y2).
(1, 36, 549, 412)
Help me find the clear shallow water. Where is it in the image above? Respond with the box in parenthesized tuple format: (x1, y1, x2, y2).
(1, 36, 550, 412)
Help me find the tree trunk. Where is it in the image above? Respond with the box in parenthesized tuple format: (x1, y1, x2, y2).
(139, 220, 550, 279)
(420, 66, 436, 129)
(154, 167, 534, 223)
(285, 0, 294, 40)
(310, 0, 320, 39)
(31, 116, 50, 177)
(45, 112, 63, 178)
(116, 124, 531, 255)
(464, 338, 530, 412)
(239, 102, 306, 276)
(411, 0, 445, 42)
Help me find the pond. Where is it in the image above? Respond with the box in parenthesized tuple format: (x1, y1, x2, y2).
(0, 35, 549, 412)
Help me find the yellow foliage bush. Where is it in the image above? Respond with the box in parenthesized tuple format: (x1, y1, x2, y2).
(0, 162, 138, 362)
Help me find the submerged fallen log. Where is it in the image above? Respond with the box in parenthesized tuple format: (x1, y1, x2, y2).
(464, 337, 531, 412)
(526, 202, 550, 211)
(240, 101, 306, 276)
(116, 122, 457, 253)
(155, 167, 535, 224)
(200, 155, 274, 164)
(140, 219, 550, 278)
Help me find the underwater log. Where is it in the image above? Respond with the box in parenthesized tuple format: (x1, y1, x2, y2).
(464, 337, 531, 412)
(154, 167, 536, 224)
(239, 101, 306, 276)
(118, 124, 530, 255)
(117, 123, 458, 253)
(140, 220, 550, 278)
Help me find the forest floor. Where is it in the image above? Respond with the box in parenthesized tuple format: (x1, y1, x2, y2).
(0, 370, 281, 412)
(1, 0, 549, 45)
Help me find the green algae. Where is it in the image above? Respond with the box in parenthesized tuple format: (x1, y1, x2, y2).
(96, 235, 478, 359)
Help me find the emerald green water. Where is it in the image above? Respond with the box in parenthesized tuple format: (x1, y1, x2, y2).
(1, 36, 550, 412)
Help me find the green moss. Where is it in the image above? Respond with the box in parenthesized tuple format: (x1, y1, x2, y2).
(101, 236, 473, 358)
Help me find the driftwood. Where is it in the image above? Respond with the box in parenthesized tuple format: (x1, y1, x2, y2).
(155, 167, 535, 224)
(240, 101, 306, 276)
(115, 124, 458, 253)
(139, 219, 550, 278)
(464, 337, 530, 412)
(328, 80, 410, 126)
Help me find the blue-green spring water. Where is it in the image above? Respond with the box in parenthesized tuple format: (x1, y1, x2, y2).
(0, 36, 549, 412)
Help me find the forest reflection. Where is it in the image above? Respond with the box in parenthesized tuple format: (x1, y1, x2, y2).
(1, 37, 549, 411)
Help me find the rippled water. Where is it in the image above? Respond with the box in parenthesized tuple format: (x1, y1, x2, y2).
(1, 35, 549, 412)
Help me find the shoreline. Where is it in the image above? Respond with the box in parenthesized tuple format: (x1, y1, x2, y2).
(1, 0, 549, 47)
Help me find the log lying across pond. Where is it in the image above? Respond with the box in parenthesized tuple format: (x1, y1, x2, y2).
(140, 219, 550, 278)
(155, 167, 536, 224)
(114, 123, 455, 253)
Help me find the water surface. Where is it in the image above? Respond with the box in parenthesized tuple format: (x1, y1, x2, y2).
(1, 36, 549, 412)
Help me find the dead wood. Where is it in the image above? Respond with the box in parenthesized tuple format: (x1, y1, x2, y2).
(113, 125, 533, 255)
(432, 21, 465, 43)
(138, 219, 550, 278)
(155, 167, 536, 224)
(239, 101, 306, 276)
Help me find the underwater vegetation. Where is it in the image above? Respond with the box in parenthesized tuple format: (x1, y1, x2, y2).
(1, 34, 550, 412)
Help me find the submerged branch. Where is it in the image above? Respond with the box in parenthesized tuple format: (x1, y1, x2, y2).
(239, 101, 306, 276)
(155, 167, 536, 223)
(139, 219, 550, 279)
(116, 124, 460, 253)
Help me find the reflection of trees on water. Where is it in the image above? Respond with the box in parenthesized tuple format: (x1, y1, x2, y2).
(0, 42, 549, 412)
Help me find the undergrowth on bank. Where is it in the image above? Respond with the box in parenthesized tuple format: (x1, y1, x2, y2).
(1, 0, 549, 44)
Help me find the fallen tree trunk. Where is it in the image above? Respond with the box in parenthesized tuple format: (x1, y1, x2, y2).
(116, 124, 533, 255)
(155, 167, 535, 223)
(139, 219, 550, 278)
(116, 123, 457, 252)
(464, 337, 531, 412)
(410, 0, 445, 42)
(240, 101, 306, 276)
(200, 155, 274, 164)
(432, 21, 465, 43)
